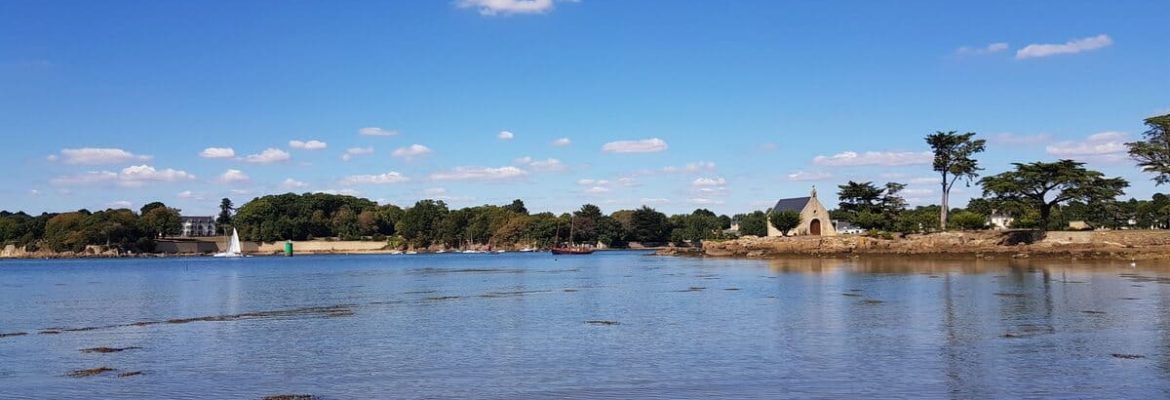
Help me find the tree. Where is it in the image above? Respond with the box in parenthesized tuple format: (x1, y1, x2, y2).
(139, 202, 167, 216)
(769, 210, 802, 236)
(630, 206, 670, 243)
(141, 206, 182, 238)
(216, 198, 234, 234)
(926, 131, 986, 230)
(397, 200, 448, 247)
(837, 181, 884, 214)
(949, 211, 988, 230)
(733, 211, 768, 237)
(921, 132, 987, 229)
(979, 160, 1129, 229)
(503, 199, 528, 215)
(1126, 114, 1170, 185)
(837, 181, 907, 231)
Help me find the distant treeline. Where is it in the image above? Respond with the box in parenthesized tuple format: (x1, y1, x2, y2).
(0, 193, 747, 253)
(231, 193, 739, 248)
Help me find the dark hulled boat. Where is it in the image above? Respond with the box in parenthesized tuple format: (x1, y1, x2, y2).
(551, 216, 594, 255)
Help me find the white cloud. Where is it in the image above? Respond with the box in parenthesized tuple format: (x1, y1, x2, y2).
(430, 166, 528, 181)
(52, 165, 195, 188)
(498, 130, 514, 140)
(108, 200, 133, 209)
(359, 127, 398, 137)
(341, 146, 374, 161)
(281, 178, 309, 190)
(577, 178, 609, 186)
(688, 198, 725, 206)
(786, 170, 833, 181)
(987, 132, 1053, 145)
(552, 137, 571, 147)
(244, 148, 291, 164)
(199, 147, 236, 159)
(641, 198, 670, 205)
(584, 186, 611, 194)
(392, 144, 433, 159)
(692, 177, 726, 187)
(219, 169, 250, 184)
(956, 42, 1009, 56)
(603, 138, 668, 153)
(341, 171, 411, 185)
(289, 139, 327, 150)
(175, 189, 205, 199)
(1016, 34, 1112, 60)
(902, 188, 934, 197)
(660, 161, 716, 174)
(457, 0, 556, 16)
(813, 151, 932, 167)
(909, 177, 938, 184)
(28, 189, 41, 196)
(617, 177, 637, 186)
(52, 148, 151, 165)
(514, 156, 566, 172)
(1046, 131, 1129, 162)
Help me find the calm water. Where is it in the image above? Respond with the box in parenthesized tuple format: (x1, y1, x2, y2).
(2, 252, 1170, 399)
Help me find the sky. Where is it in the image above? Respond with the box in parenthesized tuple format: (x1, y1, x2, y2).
(1, 0, 1168, 216)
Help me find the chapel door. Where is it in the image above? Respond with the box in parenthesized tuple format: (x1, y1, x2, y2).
(810, 219, 821, 235)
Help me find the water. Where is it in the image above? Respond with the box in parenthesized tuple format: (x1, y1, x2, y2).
(2, 252, 1170, 399)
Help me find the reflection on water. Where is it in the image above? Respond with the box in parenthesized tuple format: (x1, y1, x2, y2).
(1, 254, 1169, 399)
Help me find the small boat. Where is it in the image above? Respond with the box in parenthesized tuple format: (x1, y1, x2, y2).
(551, 247, 593, 255)
(213, 228, 245, 258)
(550, 217, 594, 255)
(518, 247, 537, 253)
(405, 251, 419, 255)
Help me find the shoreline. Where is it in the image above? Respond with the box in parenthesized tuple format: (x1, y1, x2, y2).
(657, 230, 1170, 261)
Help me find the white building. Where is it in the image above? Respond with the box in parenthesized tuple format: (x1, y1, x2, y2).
(180, 216, 217, 237)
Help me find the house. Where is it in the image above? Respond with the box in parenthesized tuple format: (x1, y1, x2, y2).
(833, 219, 865, 235)
(766, 187, 837, 237)
(988, 211, 1014, 230)
(180, 216, 217, 237)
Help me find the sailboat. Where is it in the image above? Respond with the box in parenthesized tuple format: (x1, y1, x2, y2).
(213, 228, 244, 258)
(551, 217, 594, 255)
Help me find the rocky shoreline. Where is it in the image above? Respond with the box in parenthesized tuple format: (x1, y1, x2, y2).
(659, 230, 1170, 261)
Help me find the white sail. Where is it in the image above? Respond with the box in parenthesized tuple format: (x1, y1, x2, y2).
(213, 228, 244, 257)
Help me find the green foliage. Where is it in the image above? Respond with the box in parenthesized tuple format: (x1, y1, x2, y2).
(630, 206, 670, 243)
(234, 193, 378, 241)
(980, 160, 1129, 230)
(396, 199, 448, 247)
(1126, 114, 1170, 185)
(768, 210, 802, 236)
(949, 211, 987, 230)
(670, 208, 723, 243)
(141, 206, 182, 238)
(733, 211, 768, 237)
(216, 198, 234, 234)
(836, 181, 907, 231)
(892, 206, 941, 234)
(926, 131, 986, 229)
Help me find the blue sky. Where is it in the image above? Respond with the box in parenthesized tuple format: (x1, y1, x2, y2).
(2, 1, 1168, 216)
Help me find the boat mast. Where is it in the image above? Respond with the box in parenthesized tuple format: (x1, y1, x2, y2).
(569, 215, 575, 247)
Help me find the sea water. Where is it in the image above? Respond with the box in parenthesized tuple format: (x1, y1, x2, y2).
(1, 252, 1169, 399)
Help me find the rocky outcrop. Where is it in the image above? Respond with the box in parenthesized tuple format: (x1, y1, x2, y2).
(671, 230, 1170, 260)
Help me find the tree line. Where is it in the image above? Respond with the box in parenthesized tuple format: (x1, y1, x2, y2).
(230, 193, 737, 249)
